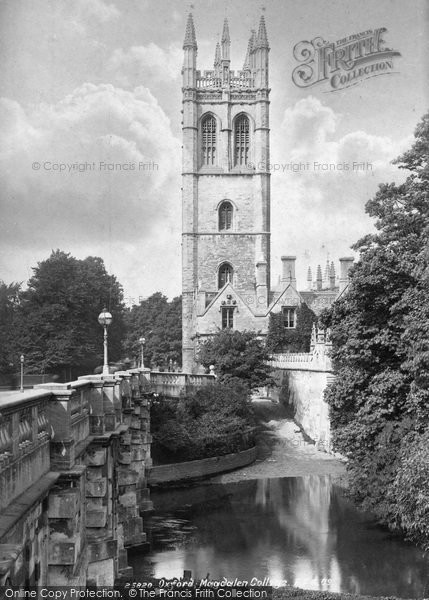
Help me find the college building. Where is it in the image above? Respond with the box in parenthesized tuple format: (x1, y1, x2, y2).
(181, 13, 353, 371)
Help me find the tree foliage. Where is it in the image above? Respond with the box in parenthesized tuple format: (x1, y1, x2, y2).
(266, 303, 317, 353)
(151, 382, 255, 461)
(0, 281, 22, 374)
(6, 250, 125, 377)
(123, 293, 182, 369)
(325, 112, 429, 546)
(197, 329, 274, 389)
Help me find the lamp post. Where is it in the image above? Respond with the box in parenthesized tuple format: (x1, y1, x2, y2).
(139, 337, 146, 368)
(98, 308, 113, 376)
(20, 354, 24, 392)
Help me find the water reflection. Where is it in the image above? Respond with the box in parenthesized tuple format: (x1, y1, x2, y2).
(129, 476, 429, 598)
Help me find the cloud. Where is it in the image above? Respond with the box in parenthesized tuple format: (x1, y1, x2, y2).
(0, 83, 182, 298)
(270, 96, 408, 284)
(281, 96, 337, 150)
(108, 44, 183, 87)
(49, 0, 120, 37)
(76, 0, 120, 22)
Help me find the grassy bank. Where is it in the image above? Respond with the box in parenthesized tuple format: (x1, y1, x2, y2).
(273, 587, 406, 600)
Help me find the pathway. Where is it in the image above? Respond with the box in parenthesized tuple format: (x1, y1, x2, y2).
(213, 399, 347, 484)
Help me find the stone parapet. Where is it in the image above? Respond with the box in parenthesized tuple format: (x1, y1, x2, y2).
(0, 366, 156, 586)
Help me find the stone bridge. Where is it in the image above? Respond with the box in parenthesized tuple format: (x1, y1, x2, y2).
(0, 369, 215, 587)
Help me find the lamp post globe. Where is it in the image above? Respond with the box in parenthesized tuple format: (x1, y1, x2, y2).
(138, 337, 146, 368)
(98, 308, 113, 376)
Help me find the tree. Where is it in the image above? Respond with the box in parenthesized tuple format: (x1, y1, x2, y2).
(11, 250, 125, 378)
(197, 329, 274, 389)
(123, 293, 182, 369)
(325, 112, 429, 544)
(0, 281, 22, 374)
(266, 303, 317, 353)
(151, 382, 255, 461)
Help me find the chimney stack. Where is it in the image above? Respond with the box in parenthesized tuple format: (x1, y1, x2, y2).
(281, 256, 296, 287)
(339, 257, 354, 292)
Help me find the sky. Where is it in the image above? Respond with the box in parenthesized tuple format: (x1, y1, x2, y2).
(0, 0, 428, 304)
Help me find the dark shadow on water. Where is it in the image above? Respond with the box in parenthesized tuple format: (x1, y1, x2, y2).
(128, 476, 429, 599)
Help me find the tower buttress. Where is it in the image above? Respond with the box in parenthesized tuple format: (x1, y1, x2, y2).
(214, 41, 221, 77)
(182, 12, 199, 372)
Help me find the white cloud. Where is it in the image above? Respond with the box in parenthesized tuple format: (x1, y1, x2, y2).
(108, 44, 183, 87)
(0, 83, 182, 298)
(271, 96, 408, 285)
(76, 0, 120, 23)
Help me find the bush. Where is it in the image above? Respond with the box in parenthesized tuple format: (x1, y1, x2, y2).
(151, 382, 256, 461)
(197, 329, 274, 390)
(393, 429, 429, 550)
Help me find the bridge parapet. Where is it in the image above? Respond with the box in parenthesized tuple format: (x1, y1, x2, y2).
(0, 389, 52, 513)
(0, 366, 213, 586)
(149, 371, 215, 398)
(0, 368, 153, 587)
(268, 326, 333, 372)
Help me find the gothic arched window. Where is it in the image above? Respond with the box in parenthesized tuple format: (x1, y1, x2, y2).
(218, 263, 233, 289)
(234, 114, 250, 166)
(219, 201, 233, 231)
(202, 114, 217, 166)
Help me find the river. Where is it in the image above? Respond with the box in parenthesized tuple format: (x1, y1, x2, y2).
(129, 476, 429, 599)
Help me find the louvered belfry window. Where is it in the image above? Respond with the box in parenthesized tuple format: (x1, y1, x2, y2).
(234, 115, 250, 166)
(202, 115, 216, 165)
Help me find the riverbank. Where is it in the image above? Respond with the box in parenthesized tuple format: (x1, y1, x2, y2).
(212, 399, 347, 485)
(273, 588, 408, 600)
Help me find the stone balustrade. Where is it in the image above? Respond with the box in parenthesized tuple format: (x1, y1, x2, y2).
(0, 367, 214, 587)
(268, 328, 333, 373)
(196, 69, 254, 89)
(0, 368, 154, 587)
(149, 371, 215, 397)
(0, 391, 52, 513)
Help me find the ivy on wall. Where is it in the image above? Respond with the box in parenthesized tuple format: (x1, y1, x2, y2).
(266, 303, 317, 353)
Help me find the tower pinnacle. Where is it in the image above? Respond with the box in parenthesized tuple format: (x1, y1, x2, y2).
(183, 13, 197, 49)
(307, 266, 313, 290)
(243, 33, 253, 71)
(255, 14, 269, 49)
(214, 41, 221, 68)
(221, 18, 230, 44)
(221, 18, 230, 60)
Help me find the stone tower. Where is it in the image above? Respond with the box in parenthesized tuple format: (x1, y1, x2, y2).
(182, 14, 270, 372)
(181, 13, 271, 372)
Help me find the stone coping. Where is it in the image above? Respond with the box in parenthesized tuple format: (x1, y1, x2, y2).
(147, 446, 257, 485)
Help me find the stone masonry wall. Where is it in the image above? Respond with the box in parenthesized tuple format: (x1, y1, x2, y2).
(0, 368, 153, 586)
